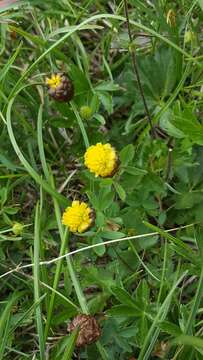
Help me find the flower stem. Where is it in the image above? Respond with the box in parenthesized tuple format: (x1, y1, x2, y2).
(71, 100, 90, 149)
(123, 0, 155, 138)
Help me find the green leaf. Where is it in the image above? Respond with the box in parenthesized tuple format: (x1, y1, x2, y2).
(98, 92, 113, 114)
(0, 43, 22, 82)
(114, 182, 126, 201)
(99, 188, 114, 211)
(120, 144, 135, 165)
(172, 106, 203, 145)
(92, 235, 106, 257)
(173, 335, 203, 350)
(9, 25, 45, 46)
(100, 231, 125, 240)
(198, 0, 203, 11)
(160, 108, 184, 138)
(107, 305, 141, 317)
(61, 328, 80, 360)
(124, 166, 147, 175)
(96, 211, 106, 227)
(158, 321, 182, 336)
(93, 113, 106, 125)
(195, 226, 203, 257)
(175, 192, 203, 209)
(95, 81, 120, 92)
(86, 191, 99, 209)
(111, 286, 139, 309)
(51, 117, 75, 128)
(0, 292, 24, 340)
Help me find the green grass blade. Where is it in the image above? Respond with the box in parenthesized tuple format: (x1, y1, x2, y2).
(0, 313, 10, 359)
(6, 98, 68, 206)
(37, 104, 50, 181)
(185, 266, 203, 335)
(61, 328, 80, 360)
(0, 292, 23, 339)
(70, 101, 89, 149)
(8, 294, 47, 337)
(44, 227, 69, 339)
(0, 42, 22, 83)
(138, 270, 188, 360)
(33, 202, 45, 359)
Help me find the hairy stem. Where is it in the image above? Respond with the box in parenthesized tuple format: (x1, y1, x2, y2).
(124, 0, 155, 138)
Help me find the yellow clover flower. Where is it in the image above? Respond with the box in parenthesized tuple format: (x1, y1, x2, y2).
(62, 201, 94, 233)
(46, 74, 62, 89)
(84, 143, 118, 178)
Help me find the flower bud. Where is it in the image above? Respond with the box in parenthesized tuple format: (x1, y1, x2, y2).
(80, 105, 93, 120)
(184, 30, 195, 43)
(12, 222, 23, 236)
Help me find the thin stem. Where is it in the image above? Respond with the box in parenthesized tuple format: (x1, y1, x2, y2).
(123, 0, 155, 138)
(37, 104, 50, 181)
(44, 228, 69, 340)
(70, 101, 89, 148)
(66, 257, 88, 314)
(129, 240, 160, 282)
(165, 138, 174, 181)
(157, 239, 168, 304)
(0, 223, 195, 280)
(33, 202, 45, 359)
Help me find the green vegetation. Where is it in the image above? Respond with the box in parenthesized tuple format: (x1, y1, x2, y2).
(0, 0, 203, 359)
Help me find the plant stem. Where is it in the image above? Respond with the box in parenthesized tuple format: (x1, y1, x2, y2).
(123, 0, 155, 138)
(71, 101, 90, 149)
(33, 202, 45, 359)
(44, 227, 69, 340)
(66, 257, 88, 314)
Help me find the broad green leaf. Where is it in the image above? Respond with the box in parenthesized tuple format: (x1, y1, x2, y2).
(100, 231, 125, 240)
(111, 286, 140, 309)
(158, 321, 182, 336)
(114, 182, 126, 201)
(175, 192, 203, 210)
(92, 235, 106, 257)
(198, 0, 203, 11)
(120, 144, 135, 165)
(124, 166, 147, 176)
(174, 335, 203, 350)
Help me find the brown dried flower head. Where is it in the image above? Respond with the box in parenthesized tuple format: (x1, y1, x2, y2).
(46, 73, 74, 102)
(67, 314, 101, 347)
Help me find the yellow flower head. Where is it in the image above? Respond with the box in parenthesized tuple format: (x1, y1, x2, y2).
(84, 143, 118, 178)
(62, 201, 94, 233)
(46, 74, 62, 89)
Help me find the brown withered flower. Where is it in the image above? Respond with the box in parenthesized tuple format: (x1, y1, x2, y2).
(67, 314, 101, 347)
(153, 341, 170, 358)
(46, 73, 74, 102)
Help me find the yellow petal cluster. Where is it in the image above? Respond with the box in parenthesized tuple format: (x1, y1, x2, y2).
(46, 74, 62, 89)
(84, 143, 118, 177)
(62, 201, 93, 233)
